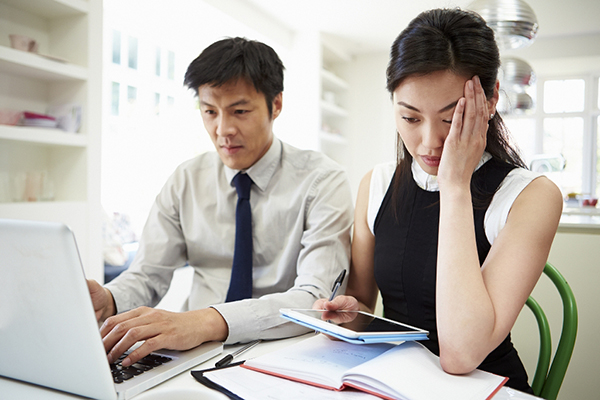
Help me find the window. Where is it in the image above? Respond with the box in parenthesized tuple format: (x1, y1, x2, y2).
(506, 76, 600, 197)
(596, 115, 600, 195)
(112, 30, 121, 64)
(128, 36, 138, 69)
(155, 47, 161, 77)
(111, 82, 120, 115)
(154, 92, 160, 115)
(168, 51, 175, 80)
(543, 79, 585, 113)
(126, 86, 137, 116)
(543, 117, 583, 194)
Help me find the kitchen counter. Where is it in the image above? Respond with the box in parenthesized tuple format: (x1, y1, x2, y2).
(559, 206, 600, 233)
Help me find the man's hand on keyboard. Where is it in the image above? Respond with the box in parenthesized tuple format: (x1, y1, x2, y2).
(100, 306, 228, 367)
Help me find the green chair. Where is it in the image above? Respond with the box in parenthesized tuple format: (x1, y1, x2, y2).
(525, 262, 578, 400)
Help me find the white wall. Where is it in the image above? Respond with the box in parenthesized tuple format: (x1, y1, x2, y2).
(101, 0, 299, 235)
(341, 51, 396, 199)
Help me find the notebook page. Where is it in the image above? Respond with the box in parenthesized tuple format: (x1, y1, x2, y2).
(243, 334, 394, 389)
(204, 364, 380, 400)
(343, 341, 507, 400)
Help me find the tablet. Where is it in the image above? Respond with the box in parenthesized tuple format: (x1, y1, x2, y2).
(280, 308, 429, 344)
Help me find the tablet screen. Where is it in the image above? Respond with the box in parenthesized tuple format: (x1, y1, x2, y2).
(288, 309, 424, 334)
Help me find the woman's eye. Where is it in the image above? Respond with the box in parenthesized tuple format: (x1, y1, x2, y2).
(402, 116, 419, 123)
(442, 119, 453, 124)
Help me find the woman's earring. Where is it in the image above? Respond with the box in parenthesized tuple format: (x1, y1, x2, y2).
(489, 113, 495, 120)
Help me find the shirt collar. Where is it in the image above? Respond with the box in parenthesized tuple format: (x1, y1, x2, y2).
(224, 137, 281, 192)
(412, 151, 492, 192)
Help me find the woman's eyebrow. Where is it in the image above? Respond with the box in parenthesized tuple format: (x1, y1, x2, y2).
(438, 100, 459, 113)
(397, 100, 460, 113)
(397, 101, 420, 112)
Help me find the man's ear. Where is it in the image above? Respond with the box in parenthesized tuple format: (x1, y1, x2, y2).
(271, 92, 283, 120)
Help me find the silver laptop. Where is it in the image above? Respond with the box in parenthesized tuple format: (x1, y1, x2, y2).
(0, 219, 223, 400)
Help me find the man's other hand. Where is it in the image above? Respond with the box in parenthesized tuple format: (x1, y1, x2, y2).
(87, 279, 116, 322)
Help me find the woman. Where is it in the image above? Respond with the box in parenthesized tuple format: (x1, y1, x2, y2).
(315, 8, 562, 392)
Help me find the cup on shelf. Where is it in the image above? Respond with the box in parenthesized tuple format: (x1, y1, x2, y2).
(0, 172, 11, 203)
(12, 172, 26, 202)
(8, 171, 54, 202)
(39, 171, 55, 201)
(8, 34, 39, 53)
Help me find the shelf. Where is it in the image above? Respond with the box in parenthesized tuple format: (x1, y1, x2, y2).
(320, 131, 348, 145)
(321, 69, 348, 92)
(0, 0, 89, 18)
(0, 125, 87, 147)
(0, 46, 87, 81)
(321, 37, 351, 64)
(320, 100, 349, 118)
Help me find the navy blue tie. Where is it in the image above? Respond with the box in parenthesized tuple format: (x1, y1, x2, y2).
(225, 172, 253, 302)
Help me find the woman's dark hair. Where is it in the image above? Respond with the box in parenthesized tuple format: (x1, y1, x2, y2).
(184, 37, 284, 117)
(386, 8, 526, 208)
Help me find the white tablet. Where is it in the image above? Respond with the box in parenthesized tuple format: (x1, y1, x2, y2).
(280, 308, 429, 344)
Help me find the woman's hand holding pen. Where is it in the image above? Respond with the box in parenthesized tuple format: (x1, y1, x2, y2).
(313, 295, 359, 312)
(437, 75, 490, 191)
(312, 295, 359, 323)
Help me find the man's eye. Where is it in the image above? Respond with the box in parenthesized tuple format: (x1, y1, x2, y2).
(402, 117, 419, 123)
(204, 110, 216, 115)
(234, 109, 249, 114)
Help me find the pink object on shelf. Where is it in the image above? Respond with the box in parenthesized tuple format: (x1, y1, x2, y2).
(22, 111, 58, 128)
(23, 111, 56, 121)
(0, 109, 23, 125)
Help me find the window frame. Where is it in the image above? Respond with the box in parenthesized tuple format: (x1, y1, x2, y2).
(505, 73, 600, 195)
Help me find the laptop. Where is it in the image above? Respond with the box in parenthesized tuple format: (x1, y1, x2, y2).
(0, 219, 223, 400)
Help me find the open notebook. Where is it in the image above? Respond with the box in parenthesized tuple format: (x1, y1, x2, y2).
(0, 219, 223, 400)
(241, 334, 507, 400)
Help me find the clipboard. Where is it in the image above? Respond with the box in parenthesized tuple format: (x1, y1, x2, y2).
(191, 361, 245, 400)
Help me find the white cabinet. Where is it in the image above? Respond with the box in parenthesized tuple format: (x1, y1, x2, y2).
(0, 0, 103, 281)
(319, 38, 350, 166)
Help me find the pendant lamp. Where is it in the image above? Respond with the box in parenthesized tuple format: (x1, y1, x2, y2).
(467, 0, 538, 50)
(499, 57, 536, 91)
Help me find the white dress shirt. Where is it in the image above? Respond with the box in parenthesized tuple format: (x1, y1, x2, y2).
(105, 138, 353, 344)
(367, 154, 543, 244)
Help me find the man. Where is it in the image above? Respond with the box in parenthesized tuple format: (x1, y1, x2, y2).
(87, 37, 353, 368)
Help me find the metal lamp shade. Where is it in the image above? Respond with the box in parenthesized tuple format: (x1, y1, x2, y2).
(500, 57, 536, 90)
(498, 90, 534, 113)
(468, 0, 539, 50)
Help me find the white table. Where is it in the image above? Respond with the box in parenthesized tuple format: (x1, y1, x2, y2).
(0, 334, 542, 399)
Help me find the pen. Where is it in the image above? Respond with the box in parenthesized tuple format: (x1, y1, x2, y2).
(328, 269, 346, 301)
(215, 339, 262, 368)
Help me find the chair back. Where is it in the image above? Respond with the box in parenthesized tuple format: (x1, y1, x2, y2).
(525, 262, 578, 400)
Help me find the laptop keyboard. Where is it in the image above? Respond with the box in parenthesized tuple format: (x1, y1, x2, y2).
(111, 352, 173, 384)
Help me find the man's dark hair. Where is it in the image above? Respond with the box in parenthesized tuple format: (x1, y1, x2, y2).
(184, 37, 284, 116)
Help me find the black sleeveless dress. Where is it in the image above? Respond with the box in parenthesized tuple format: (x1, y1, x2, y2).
(373, 158, 533, 393)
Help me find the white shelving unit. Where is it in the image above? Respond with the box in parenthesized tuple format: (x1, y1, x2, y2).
(319, 38, 350, 166)
(0, 0, 103, 281)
